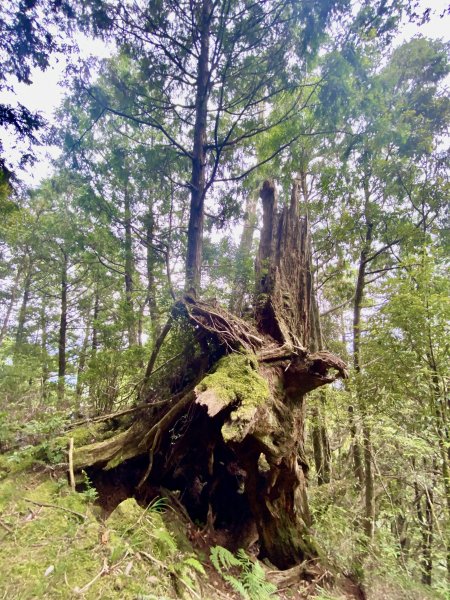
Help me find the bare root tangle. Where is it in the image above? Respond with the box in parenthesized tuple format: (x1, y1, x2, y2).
(181, 295, 264, 352)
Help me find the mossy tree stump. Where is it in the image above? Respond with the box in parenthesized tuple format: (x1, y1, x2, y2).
(74, 180, 347, 570)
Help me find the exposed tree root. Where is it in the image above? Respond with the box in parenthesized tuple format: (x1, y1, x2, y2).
(73, 180, 348, 572)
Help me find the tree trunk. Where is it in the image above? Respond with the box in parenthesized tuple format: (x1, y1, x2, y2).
(0, 263, 23, 346)
(92, 285, 100, 354)
(124, 185, 137, 347)
(76, 305, 92, 400)
(58, 251, 68, 401)
(352, 175, 374, 536)
(15, 258, 32, 350)
(40, 299, 49, 402)
(74, 179, 347, 571)
(145, 209, 161, 339)
(414, 463, 434, 586)
(185, 0, 212, 292)
(312, 405, 325, 485)
(310, 284, 331, 484)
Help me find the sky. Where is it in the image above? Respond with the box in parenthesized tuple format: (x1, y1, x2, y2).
(2, 0, 449, 185)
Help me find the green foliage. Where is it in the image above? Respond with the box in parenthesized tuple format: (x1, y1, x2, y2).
(210, 546, 277, 600)
(79, 470, 99, 503)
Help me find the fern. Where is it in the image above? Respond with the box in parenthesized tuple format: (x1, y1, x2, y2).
(210, 546, 278, 600)
(173, 555, 207, 590)
(211, 545, 242, 572)
(182, 556, 206, 575)
(149, 525, 178, 556)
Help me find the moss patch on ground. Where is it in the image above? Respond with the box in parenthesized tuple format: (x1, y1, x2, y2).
(0, 473, 206, 599)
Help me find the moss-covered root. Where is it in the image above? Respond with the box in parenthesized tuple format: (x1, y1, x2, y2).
(195, 352, 270, 442)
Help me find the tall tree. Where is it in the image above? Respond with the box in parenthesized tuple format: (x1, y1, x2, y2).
(74, 0, 380, 291)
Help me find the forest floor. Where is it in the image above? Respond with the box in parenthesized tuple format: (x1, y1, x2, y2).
(0, 446, 445, 600)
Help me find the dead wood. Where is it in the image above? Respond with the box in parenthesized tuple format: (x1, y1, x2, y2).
(24, 498, 87, 521)
(73, 179, 347, 572)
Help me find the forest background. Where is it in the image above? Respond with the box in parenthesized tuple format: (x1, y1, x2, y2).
(0, 0, 449, 598)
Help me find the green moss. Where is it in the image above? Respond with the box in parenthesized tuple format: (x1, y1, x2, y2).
(0, 475, 205, 599)
(53, 422, 115, 452)
(0, 423, 118, 481)
(196, 353, 270, 443)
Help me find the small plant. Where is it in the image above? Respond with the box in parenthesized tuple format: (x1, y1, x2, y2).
(210, 545, 277, 600)
(79, 470, 99, 502)
(173, 555, 206, 593)
(147, 496, 169, 514)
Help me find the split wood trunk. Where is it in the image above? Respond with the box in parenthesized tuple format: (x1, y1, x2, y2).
(73, 179, 347, 570)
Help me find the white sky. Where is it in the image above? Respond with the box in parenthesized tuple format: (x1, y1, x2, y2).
(2, 1, 449, 185)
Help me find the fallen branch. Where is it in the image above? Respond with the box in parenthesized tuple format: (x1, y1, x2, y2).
(73, 558, 109, 594)
(24, 498, 86, 521)
(67, 403, 150, 429)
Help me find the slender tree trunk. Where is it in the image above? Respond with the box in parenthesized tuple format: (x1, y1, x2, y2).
(312, 405, 325, 484)
(145, 209, 160, 339)
(229, 193, 258, 316)
(15, 259, 32, 351)
(423, 485, 433, 585)
(185, 0, 212, 292)
(352, 174, 374, 536)
(92, 285, 100, 354)
(0, 263, 23, 346)
(362, 422, 374, 538)
(76, 306, 91, 401)
(124, 186, 137, 347)
(414, 462, 434, 585)
(428, 364, 450, 578)
(310, 288, 331, 484)
(348, 406, 364, 487)
(40, 300, 49, 402)
(58, 251, 68, 401)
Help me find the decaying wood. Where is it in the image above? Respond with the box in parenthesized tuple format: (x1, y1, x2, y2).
(73, 388, 196, 470)
(182, 295, 264, 351)
(255, 179, 312, 349)
(73, 179, 347, 572)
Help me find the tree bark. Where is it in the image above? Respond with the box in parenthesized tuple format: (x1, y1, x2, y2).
(92, 284, 100, 354)
(352, 174, 374, 535)
(40, 299, 49, 402)
(76, 305, 92, 401)
(0, 263, 23, 346)
(185, 0, 212, 292)
(15, 257, 32, 350)
(124, 184, 137, 347)
(58, 250, 68, 401)
(414, 463, 434, 586)
(310, 284, 331, 484)
(145, 209, 161, 339)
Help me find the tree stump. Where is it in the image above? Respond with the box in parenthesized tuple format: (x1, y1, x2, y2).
(73, 179, 347, 570)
